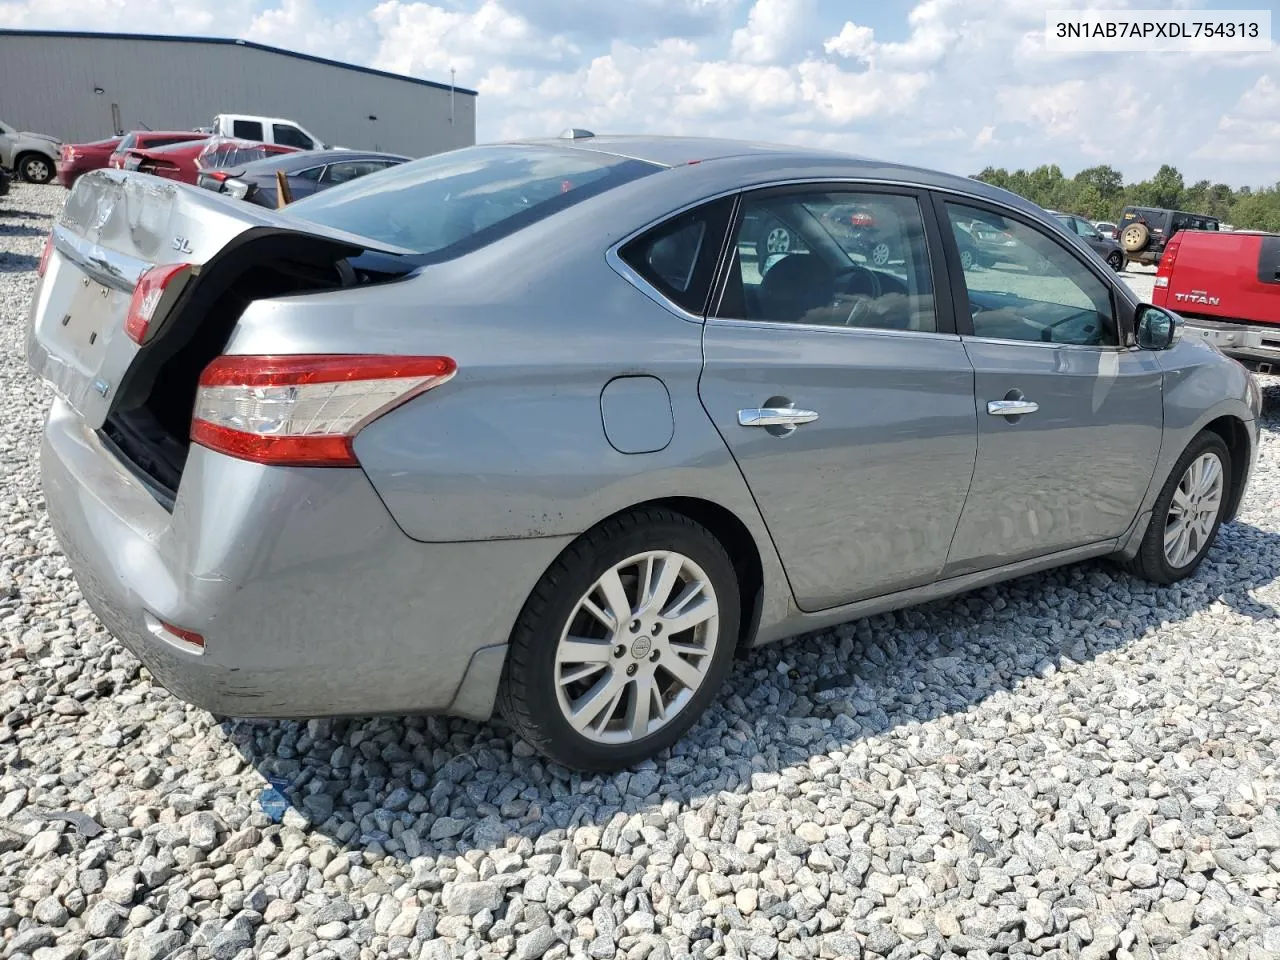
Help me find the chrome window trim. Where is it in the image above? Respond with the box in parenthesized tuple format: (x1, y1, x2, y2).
(960, 334, 1133, 353)
(708, 316, 962, 342)
(605, 174, 1143, 326)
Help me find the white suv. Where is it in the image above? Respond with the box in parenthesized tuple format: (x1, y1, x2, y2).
(0, 120, 61, 183)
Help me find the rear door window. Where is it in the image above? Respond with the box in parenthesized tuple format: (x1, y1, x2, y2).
(232, 119, 264, 141)
(273, 124, 314, 149)
(320, 160, 394, 185)
(286, 144, 661, 262)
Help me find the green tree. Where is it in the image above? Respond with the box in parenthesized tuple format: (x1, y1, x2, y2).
(1073, 164, 1124, 199)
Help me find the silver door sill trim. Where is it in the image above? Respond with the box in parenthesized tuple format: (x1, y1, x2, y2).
(755, 539, 1118, 645)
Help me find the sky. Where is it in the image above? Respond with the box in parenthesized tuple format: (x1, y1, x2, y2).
(2, 0, 1277, 187)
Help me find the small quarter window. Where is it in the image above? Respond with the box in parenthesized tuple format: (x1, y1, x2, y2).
(618, 199, 734, 316)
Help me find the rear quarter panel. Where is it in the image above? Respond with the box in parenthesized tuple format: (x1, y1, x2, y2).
(222, 164, 795, 615)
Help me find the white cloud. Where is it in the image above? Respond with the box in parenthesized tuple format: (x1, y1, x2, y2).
(0, 0, 1275, 184)
(729, 0, 813, 65)
(1194, 74, 1280, 167)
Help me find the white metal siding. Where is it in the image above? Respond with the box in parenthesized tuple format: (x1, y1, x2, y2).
(0, 34, 476, 157)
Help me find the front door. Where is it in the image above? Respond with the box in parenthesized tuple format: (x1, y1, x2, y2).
(936, 199, 1164, 576)
(698, 186, 978, 611)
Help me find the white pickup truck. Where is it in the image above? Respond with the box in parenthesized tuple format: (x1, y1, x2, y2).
(0, 120, 61, 183)
(206, 114, 327, 151)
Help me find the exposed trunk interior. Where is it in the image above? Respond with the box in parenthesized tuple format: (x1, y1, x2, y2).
(101, 236, 416, 509)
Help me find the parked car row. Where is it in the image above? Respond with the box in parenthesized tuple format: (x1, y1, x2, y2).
(36, 112, 406, 208)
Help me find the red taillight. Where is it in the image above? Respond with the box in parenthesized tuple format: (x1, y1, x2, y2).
(125, 263, 191, 344)
(38, 233, 53, 277)
(1154, 234, 1182, 290)
(207, 171, 230, 182)
(191, 355, 457, 467)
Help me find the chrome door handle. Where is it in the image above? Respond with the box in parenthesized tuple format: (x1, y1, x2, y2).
(987, 399, 1039, 416)
(738, 407, 820, 427)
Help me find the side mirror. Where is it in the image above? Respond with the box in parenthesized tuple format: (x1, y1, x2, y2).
(1136, 304, 1182, 350)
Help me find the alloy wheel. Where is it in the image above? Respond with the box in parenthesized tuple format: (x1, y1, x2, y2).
(1164, 452, 1224, 568)
(553, 550, 720, 744)
(765, 227, 791, 254)
(871, 242, 891, 265)
(959, 248, 975, 270)
(23, 157, 52, 183)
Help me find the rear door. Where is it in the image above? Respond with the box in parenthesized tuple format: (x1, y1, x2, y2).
(697, 185, 978, 611)
(935, 197, 1163, 575)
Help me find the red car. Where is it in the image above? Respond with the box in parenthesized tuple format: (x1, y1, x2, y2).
(1153, 229, 1280, 372)
(120, 137, 300, 185)
(55, 137, 121, 187)
(107, 131, 210, 170)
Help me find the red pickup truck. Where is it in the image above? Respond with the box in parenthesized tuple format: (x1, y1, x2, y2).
(1152, 229, 1280, 372)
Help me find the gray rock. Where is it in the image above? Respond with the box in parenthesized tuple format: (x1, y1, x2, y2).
(442, 880, 503, 916)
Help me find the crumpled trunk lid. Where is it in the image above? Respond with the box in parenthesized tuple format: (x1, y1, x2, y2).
(26, 168, 414, 430)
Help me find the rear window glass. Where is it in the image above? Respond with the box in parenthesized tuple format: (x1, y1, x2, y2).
(285, 145, 661, 262)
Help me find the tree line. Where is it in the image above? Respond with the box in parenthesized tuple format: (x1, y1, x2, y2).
(970, 164, 1280, 233)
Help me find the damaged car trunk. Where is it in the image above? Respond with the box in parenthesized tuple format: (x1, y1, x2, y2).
(27, 169, 419, 508)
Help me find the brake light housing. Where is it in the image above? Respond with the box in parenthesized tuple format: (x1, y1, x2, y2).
(191, 355, 457, 467)
(1154, 234, 1182, 290)
(125, 263, 192, 344)
(37, 233, 53, 277)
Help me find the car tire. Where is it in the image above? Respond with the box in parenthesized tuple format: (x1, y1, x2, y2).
(497, 507, 740, 771)
(1106, 250, 1123, 271)
(870, 241, 892, 266)
(959, 247, 976, 271)
(1122, 430, 1231, 585)
(755, 221, 792, 262)
(17, 153, 53, 184)
(1120, 222, 1149, 253)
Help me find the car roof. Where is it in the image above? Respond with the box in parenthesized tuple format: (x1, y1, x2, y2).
(502, 134, 1047, 217)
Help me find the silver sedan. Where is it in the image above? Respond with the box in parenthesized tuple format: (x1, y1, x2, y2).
(27, 135, 1260, 771)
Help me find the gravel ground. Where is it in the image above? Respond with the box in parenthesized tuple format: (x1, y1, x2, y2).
(2, 183, 1279, 960)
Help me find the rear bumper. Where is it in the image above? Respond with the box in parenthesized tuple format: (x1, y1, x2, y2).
(54, 161, 81, 187)
(41, 398, 571, 720)
(1182, 319, 1280, 372)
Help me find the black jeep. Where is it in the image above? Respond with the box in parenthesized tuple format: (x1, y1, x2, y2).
(1118, 206, 1220, 268)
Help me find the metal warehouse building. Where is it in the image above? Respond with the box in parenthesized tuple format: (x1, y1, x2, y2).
(0, 29, 477, 158)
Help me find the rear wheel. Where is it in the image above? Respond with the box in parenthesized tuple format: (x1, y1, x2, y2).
(1123, 431, 1231, 584)
(1106, 250, 1123, 271)
(18, 153, 53, 184)
(497, 508, 740, 771)
(869, 241, 892, 266)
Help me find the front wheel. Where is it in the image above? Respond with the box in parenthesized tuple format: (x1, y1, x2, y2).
(1107, 250, 1123, 271)
(1123, 431, 1231, 584)
(497, 508, 740, 771)
(19, 153, 53, 184)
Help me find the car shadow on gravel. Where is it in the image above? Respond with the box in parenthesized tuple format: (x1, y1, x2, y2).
(0, 252, 39, 272)
(222, 516, 1280, 865)
(0, 222, 44, 238)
